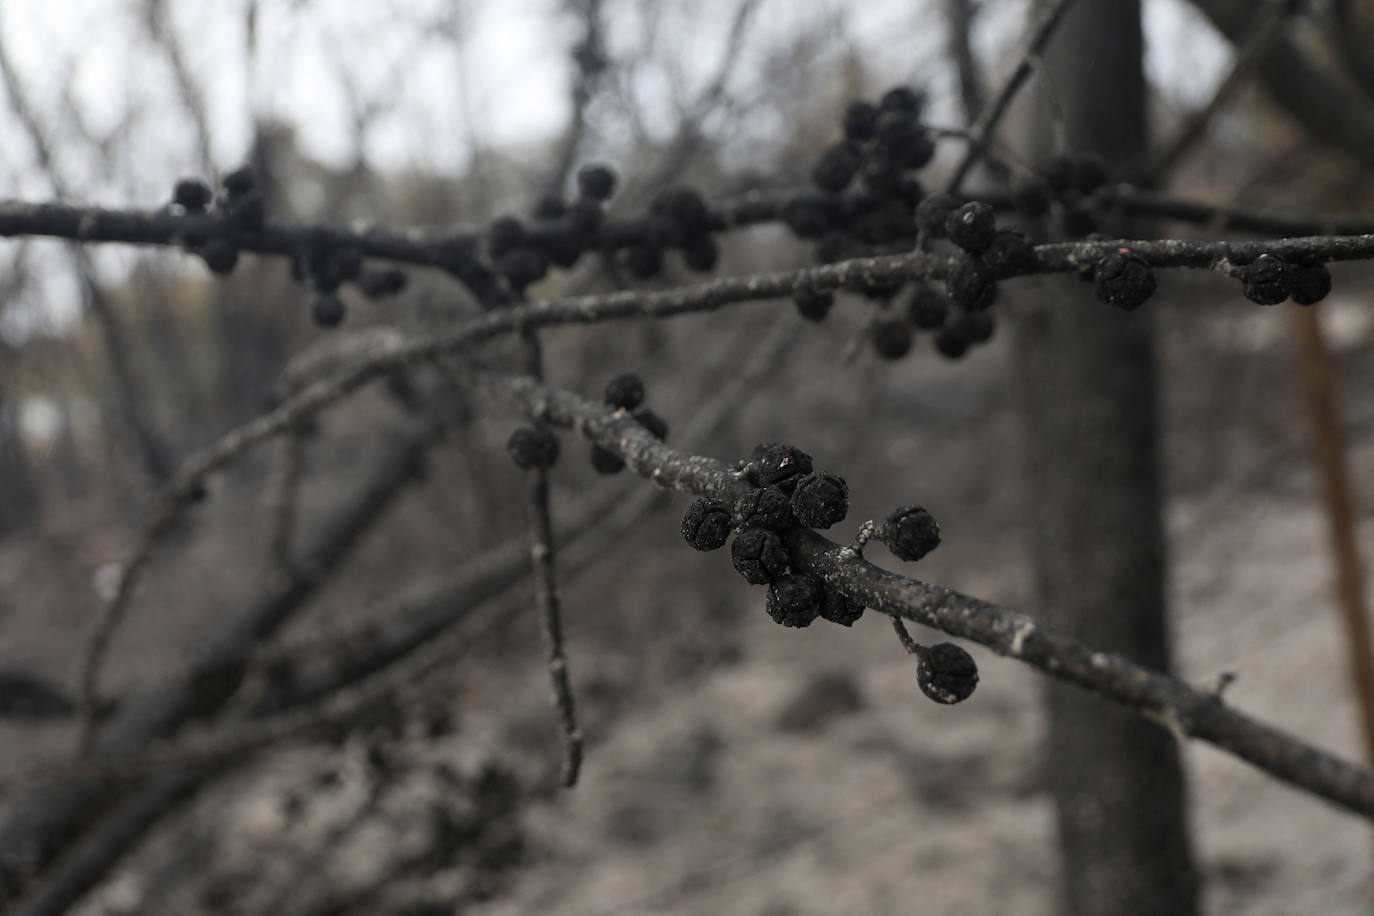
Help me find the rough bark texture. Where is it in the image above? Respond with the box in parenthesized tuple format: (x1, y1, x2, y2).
(1014, 3, 1200, 913)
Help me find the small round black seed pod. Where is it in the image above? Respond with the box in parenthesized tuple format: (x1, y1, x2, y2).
(793, 287, 835, 322)
(681, 498, 732, 551)
(914, 193, 957, 239)
(843, 99, 879, 140)
(875, 109, 923, 155)
(228, 190, 265, 231)
(980, 228, 1036, 277)
(200, 237, 239, 275)
(899, 131, 937, 170)
(1289, 261, 1332, 306)
(862, 148, 903, 194)
(766, 574, 823, 628)
(497, 246, 549, 289)
(812, 141, 864, 194)
(935, 324, 970, 359)
(879, 85, 924, 114)
(734, 486, 794, 531)
(1093, 250, 1156, 311)
(222, 165, 256, 197)
(818, 587, 864, 626)
(917, 643, 978, 704)
(506, 425, 559, 470)
(576, 163, 618, 201)
(682, 235, 719, 273)
(782, 195, 836, 239)
(311, 295, 346, 328)
(625, 242, 663, 278)
(872, 314, 913, 360)
(945, 201, 997, 253)
(488, 216, 526, 258)
(632, 407, 668, 441)
(906, 283, 949, 330)
(946, 257, 997, 311)
(956, 310, 995, 344)
(590, 445, 625, 475)
(534, 195, 567, 220)
(544, 232, 584, 269)
(883, 505, 941, 561)
(173, 178, 213, 211)
(1240, 254, 1292, 305)
(791, 472, 848, 529)
(732, 527, 790, 585)
(756, 443, 814, 490)
(661, 187, 712, 236)
(604, 373, 645, 411)
(567, 197, 603, 235)
(1045, 155, 1080, 195)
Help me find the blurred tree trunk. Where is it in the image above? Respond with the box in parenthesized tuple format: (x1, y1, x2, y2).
(0, 391, 38, 538)
(1012, 3, 1200, 914)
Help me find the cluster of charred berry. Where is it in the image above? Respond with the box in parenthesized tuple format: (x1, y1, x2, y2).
(169, 166, 409, 327)
(505, 372, 668, 476)
(679, 442, 975, 703)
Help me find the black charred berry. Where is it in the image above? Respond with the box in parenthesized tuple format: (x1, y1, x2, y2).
(1092, 250, 1156, 311)
(625, 242, 663, 278)
(576, 163, 618, 201)
(862, 147, 903, 194)
(956, 310, 995, 344)
(782, 195, 837, 239)
(497, 247, 548, 289)
(945, 201, 997, 252)
(735, 487, 794, 531)
(682, 498, 732, 551)
(843, 99, 879, 140)
(228, 190, 265, 231)
(1290, 261, 1332, 306)
(917, 643, 978, 704)
(812, 141, 864, 194)
(604, 373, 645, 411)
(488, 216, 526, 258)
(632, 408, 668, 441)
(914, 193, 957, 239)
(818, 587, 864, 626)
(200, 237, 239, 275)
(791, 472, 848, 529)
(173, 178, 213, 211)
(732, 527, 790, 585)
(875, 110, 924, 156)
(506, 426, 559, 470)
(1012, 178, 1052, 218)
(756, 444, 814, 490)
(980, 228, 1037, 277)
(873, 315, 914, 360)
(660, 188, 712, 236)
(883, 505, 941, 561)
(356, 268, 408, 298)
(906, 283, 949, 330)
(682, 235, 720, 273)
(793, 287, 835, 322)
(590, 445, 625, 475)
(879, 86, 924, 114)
(222, 165, 256, 198)
(311, 295, 346, 328)
(946, 257, 997, 311)
(935, 324, 970, 359)
(766, 574, 823, 627)
(1240, 254, 1292, 305)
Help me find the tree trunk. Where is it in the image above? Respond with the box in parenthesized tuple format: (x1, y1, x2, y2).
(1013, 3, 1200, 913)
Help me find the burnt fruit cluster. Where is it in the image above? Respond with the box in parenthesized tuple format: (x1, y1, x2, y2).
(507, 425, 560, 470)
(589, 372, 667, 475)
(679, 443, 861, 630)
(1234, 253, 1331, 306)
(881, 505, 941, 562)
(1092, 249, 1156, 311)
